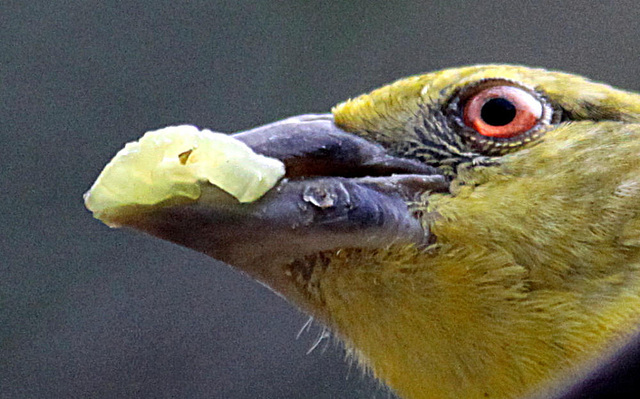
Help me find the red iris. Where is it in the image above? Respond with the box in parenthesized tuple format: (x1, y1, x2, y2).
(463, 85, 542, 138)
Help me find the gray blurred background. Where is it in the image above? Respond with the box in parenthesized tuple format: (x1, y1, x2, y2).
(3, 1, 640, 398)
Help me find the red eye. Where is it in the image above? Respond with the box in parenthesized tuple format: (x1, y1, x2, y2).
(463, 85, 543, 138)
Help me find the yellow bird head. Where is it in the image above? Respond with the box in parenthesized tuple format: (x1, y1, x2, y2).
(86, 65, 640, 399)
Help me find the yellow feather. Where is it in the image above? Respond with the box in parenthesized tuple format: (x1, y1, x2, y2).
(315, 66, 640, 398)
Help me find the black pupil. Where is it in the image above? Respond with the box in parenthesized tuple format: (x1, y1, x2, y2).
(481, 97, 517, 126)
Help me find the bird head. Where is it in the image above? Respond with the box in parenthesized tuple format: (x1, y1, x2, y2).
(85, 65, 640, 399)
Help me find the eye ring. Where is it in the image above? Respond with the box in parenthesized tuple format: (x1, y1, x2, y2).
(463, 85, 542, 138)
(447, 79, 555, 155)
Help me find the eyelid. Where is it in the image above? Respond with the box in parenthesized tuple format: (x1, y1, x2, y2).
(445, 79, 555, 155)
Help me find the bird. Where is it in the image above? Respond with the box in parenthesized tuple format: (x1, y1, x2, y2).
(85, 65, 640, 399)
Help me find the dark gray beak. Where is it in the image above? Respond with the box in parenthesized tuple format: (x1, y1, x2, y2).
(111, 114, 448, 302)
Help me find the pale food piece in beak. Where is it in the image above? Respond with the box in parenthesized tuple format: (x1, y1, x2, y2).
(84, 125, 285, 225)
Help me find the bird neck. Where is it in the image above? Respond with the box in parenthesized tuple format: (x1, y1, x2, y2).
(319, 243, 640, 399)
